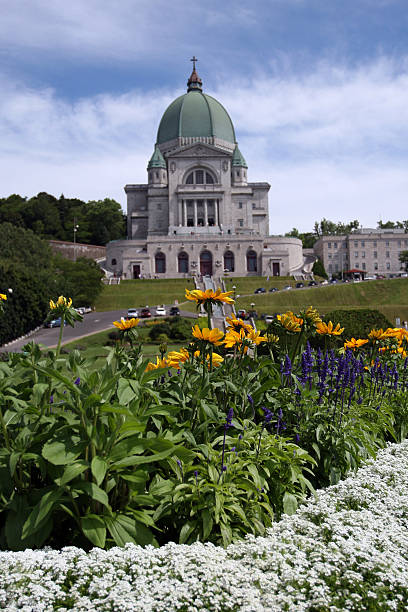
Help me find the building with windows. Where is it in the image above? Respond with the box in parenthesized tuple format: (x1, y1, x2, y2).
(106, 62, 303, 279)
(314, 228, 408, 278)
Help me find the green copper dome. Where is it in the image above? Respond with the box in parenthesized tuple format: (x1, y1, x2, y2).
(156, 67, 236, 145)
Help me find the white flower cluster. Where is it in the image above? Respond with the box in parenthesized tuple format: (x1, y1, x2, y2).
(1, 441, 408, 611)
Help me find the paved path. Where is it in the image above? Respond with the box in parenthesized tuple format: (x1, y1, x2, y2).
(1, 307, 197, 352)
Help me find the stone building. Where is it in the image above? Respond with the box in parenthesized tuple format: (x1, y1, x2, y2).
(314, 228, 408, 278)
(106, 62, 303, 279)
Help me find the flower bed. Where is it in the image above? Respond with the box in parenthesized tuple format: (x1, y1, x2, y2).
(1, 440, 407, 611)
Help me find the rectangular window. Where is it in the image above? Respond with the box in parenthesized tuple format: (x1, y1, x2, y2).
(405, 240, 408, 246)
(252, 203, 256, 209)
(328, 253, 332, 259)
(335, 264, 339, 271)
(374, 251, 377, 259)
(328, 242, 332, 248)
(362, 251, 365, 258)
(386, 241, 390, 247)
(386, 251, 390, 258)
(334, 242, 338, 249)
(387, 262, 390, 270)
(195, 170, 204, 184)
(361, 241, 365, 247)
(373, 241, 377, 247)
(238, 219, 243, 227)
(354, 241, 358, 247)
(328, 264, 333, 271)
(354, 252, 358, 258)
(355, 263, 359, 269)
(398, 241, 401, 247)
(238, 202, 243, 209)
(362, 263, 366, 270)
(374, 262, 378, 270)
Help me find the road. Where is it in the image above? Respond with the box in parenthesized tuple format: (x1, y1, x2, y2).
(1, 307, 197, 353)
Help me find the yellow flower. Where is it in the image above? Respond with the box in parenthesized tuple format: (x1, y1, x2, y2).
(113, 317, 140, 330)
(277, 312, 303, 332)
(167, 348, 190, 368)
(344, 338, 369, 350)
(267, 332, 279, 344)
(305, 306, 322, 325)
(223, 328, 245, 348)
(185, 288, 234, 305)
(191, 325, 224, 345)
(246, 328, 267, 345)
(0, 293, 7, 301)
(316, 321, 344, 336)
(368, 328, 386, 340)
(50, 296, 72, 310)
(145, 357, 170, 371)
(225, 315, 252, 333)
(193, 350, 224, 369)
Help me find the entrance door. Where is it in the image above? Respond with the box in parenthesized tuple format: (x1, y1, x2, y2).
(273, 262, 280, 276)
(200, 250, 213, 276)
(133, 265, 141, 279)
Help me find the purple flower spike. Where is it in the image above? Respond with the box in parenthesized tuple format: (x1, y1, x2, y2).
(50, 395, 54, 404)
(74, 377, 80, 385)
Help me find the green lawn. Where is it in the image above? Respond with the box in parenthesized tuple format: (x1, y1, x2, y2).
(94, 279, 197, 312)
(230, 278, 408, 323)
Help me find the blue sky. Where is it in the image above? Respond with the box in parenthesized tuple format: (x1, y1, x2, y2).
(1, 0, 408, 234)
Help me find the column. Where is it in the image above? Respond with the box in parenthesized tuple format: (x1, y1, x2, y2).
(215, 199, 219, 226)
(204, 200, 208, 226)
(194, 200, 198, 227)
(183, 200, 187, 226)
(179, 200, 183, 226)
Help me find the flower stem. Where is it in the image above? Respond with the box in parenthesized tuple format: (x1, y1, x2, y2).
(55, 313, 65, 357)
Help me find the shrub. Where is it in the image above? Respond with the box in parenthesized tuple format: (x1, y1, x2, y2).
(323, 308, 391, 340)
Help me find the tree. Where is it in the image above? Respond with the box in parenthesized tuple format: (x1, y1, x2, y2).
(312, 258, 328, 279)
(53, 255, 104, 306)
(285, 228, 317, 248)
(313, 218, 360, 237)
(378, 220, 408, 233)
(84, 199, 126, 245)
(399, 250, 408, 272)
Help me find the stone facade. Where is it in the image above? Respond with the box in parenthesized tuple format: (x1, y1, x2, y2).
(49, 240, 106, 261)
(106, 65, 303, 280)
(314, 229, 408, 278)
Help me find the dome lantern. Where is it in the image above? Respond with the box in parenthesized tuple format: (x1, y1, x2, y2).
(187, 55, 203, 92)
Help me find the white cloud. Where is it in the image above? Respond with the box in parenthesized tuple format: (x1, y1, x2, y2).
(1, 57, 408, 234)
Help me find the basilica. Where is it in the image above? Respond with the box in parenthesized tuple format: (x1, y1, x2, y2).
(106, 61, 303, 279)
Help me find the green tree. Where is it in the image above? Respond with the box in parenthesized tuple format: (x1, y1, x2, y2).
(53, 255, 104, 306)
(312, 258, 328, 279)
(285, 228, 317, 248)
(399, 250, 408, 272)
(84, 199, 126, 245)
(313, 218, 360, 237)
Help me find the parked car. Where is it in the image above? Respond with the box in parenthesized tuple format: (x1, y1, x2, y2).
(126, 308, 139, 319)
(169, 306, 180, 316)
(320, 280, 328, 285)
(308, 280, 317, 287)
(283, 285, 292, 291)
(269, 287, 278, 292)
(265, 315, 275, 324)
(295, 282, 304, 289)
(254, 287, 266, 294)
(140, 307, 152, 318)
(155, 306, 166, 316)
(329, 278, 338, 284)
(44, 318, 66, 328)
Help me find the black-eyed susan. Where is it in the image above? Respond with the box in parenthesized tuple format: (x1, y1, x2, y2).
(316, 321, 344, 336)
(368, 328, 386, 341)
(49, 295, 72, 311)
(193, 350, 224, 369)
(305, 306, 322, 326)
(225, 315, 252, 333)
(277, 312, 303, 333)
(344, 338, 369, 350)
(246, 328, 268, 346)
(185, 288, 234, 306)
(167, 348, 190, 368)
(113, 317, 140, 330)
(145, 357, 171, 371)
(191, 325, 224, 345)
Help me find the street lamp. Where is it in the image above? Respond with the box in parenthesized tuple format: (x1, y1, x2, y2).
(73, 219, 79, 262)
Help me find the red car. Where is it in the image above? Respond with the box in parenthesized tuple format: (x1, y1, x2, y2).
(140, 307, 152, 318)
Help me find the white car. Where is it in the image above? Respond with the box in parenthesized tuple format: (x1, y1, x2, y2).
(265, 315, 274, 324)
(126, 308, 139, 319)
(155, 306, 166, 316)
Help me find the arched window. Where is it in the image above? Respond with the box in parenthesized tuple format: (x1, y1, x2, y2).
(185, 169, 215, 185)
(224, 250, 234, 272)
(178, 251, 189, 273)
(247, 250, 257, 272)
(111, 258, 117, 266)
(200, 250, 213, 276)
(155, 252, 166, 274)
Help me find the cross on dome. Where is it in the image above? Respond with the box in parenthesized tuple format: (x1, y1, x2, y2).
(187, 56, 202, 92)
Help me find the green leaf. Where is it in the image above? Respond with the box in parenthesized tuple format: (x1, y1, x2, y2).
(111, 447, 174, 469)
(42, 437, 86, 466)
(117, 378, 138, 405)
(81, 514, 106, 548)
(202, 509, 213, 540)
(73, 481, 110, 508)
(91, 456, 108, 486)
(179, 521, 196, 544)
(22, 490, 61, 539)
(57, 461, 88, 486)
(283, 492, 298, 515)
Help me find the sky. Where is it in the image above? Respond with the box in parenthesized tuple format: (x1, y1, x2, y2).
(1, 0, 408, 235)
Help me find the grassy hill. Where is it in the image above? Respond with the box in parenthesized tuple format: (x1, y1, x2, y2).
(94, 278, 197, 312)
(224, 277, 408, 323)
(94, 277, 408, 324)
